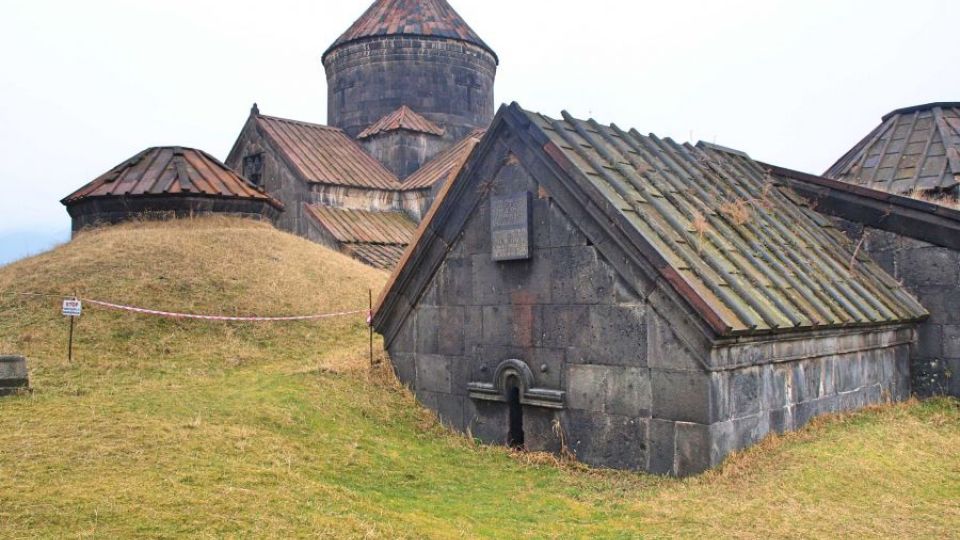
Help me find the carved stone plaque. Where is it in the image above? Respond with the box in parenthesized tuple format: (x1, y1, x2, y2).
(491, 192, 531, 261)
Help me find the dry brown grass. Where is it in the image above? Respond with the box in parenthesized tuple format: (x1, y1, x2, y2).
(719, 197, 752, 226)
(0, 217, 957, 538)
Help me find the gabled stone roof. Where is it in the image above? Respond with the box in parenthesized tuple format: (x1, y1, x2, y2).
(826, 103, 960, 195)
(375, 103, 927, 342)
(62, 146, 283, 209)
(357, 106, 446, 140)
(325, 0, 496, 61)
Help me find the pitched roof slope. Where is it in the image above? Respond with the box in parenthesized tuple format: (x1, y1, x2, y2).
(402, 129, 484, 189)
(305, 205, 417, 269)
(255, 115, 401, 190)
(62, 147, 283, 209)
(325, 0, 495, 61)
(825, 103, 960, 194)
(358, 106, 446, 139)
(527, 108, 926, 335)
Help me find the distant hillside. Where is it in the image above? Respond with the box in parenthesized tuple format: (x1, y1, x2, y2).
(0, 228, 70, 267)
(0, 217, 956, 538)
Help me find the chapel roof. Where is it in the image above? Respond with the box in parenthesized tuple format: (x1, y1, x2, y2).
(357, 106, 446, 140)
(324, 0, 496, 61)
(825, 102, 960, 195)
(62, 146, 283, 209)
(250, 114, 402, 190)
(305, 204, 417, 269)
(376, 104, 928, 340)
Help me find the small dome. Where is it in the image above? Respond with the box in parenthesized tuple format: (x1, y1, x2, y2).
(62, 146, 283, 231)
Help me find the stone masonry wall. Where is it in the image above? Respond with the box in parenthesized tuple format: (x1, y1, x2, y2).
(384, 153, 914, 476)
(834, 219, 960, 397)
(360, 131, 449, 180)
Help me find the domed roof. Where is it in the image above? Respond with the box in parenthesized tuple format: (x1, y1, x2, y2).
(62, 146, 283, 209)
(324, 0, 496, 62)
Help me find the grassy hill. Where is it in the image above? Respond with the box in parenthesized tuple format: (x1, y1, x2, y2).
(0, 217, 957, 538)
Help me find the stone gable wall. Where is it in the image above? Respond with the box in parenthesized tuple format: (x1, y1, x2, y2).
(385, 152, 915, 476)
(833, 219, 960, 397)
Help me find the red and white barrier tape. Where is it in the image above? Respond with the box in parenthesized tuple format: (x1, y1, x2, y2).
(83, 299, 367, 322)
(3, 291, 371, 323)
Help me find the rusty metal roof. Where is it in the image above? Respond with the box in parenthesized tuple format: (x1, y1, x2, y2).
(826, 103, 960, 195)
(305, 204, 416, 269)
(256, 114, 402, 190)
(525, 108, 927, 335)
(402, 129, 483, 189)
(358, 106, 446, 140)
(61, 147, 283, 209)
(324, 0, 495, 62)
(344, 244, 409, 270)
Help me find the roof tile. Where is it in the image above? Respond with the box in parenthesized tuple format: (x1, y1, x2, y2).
(358, 106, 445, 139)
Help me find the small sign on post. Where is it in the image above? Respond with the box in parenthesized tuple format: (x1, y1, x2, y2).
(62, 299, 82, 317)
(62, 298, 81, 362)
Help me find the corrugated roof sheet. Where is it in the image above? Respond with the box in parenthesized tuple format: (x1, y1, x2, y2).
(527, 108, 927, 336)
(402, 129, 483, 189)
(305, 204, 416, 269)
(357, 106, 445, 139)
(256, 115, 402, 190)
(826, 103, 960, 195)
(62, 146, 283, 209)
(325, 0, 495, 61)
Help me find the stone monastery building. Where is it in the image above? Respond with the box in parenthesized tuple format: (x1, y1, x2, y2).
(61, 0, 960, 475)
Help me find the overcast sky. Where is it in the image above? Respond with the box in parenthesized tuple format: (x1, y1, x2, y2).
(1, 0, 956, 263)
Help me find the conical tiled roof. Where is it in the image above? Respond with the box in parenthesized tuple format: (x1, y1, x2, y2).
(324, 0, 495, 61)
(62, 147, 283, 209)
(826, 102, 960, 195)
(357, 106, 445, 139)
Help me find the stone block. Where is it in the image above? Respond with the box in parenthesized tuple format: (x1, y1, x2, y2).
(548, 246, 613, 305)
(898, 247, 960, 287)
(548, 200, 588, 249)
(762, 364, 789, 412)
(522, 407, 562, 454)
(647, 419, 676, 475)
(646, 311, 702, 371)
(437, 256, 474, 306)
(390, 353, 417, 390)
(915, 323, 944, 359)
(391, 315, 417, 355)
(652, 369, 711, 424)
(606, 368, 652, 418)
(582, 305, 647, 367)
(566, 365, 608, 413)
(540, 305, 590, 349)
(563, 411, 648, 471)
(416, 306, 440, 354)
(567, 365, 651, 417)
(415, 355, 452, 394)
(0, 356, 28, 380)
(438, 307, 465, 356)
(835, 353, 865, 393)
(768, 407, 794, 435)
(943, 325, 960, 358)
(916, 288, 960, 324)
(674, 422, 711, 476)
(531, 348, 565, 389)
(481, 305, 513, 346)
(466, 400, 507, 445)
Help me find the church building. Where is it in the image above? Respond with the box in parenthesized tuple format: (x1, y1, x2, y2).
(225, 0, 495, 268)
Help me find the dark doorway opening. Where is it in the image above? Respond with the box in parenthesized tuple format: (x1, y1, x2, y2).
(505, 376, 525, 448)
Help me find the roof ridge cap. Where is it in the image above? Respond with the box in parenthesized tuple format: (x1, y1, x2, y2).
(257, 114, 342, 132)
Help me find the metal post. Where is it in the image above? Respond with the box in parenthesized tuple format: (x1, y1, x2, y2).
(68, 315, 75, 363)
(368, 289, 374, 367)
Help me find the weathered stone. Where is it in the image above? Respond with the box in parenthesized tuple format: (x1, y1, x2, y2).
(942, 325, 960, 358)
(0, 356, 28, 396)
(416, 306, 440, 354)
(415, 355, 452, 394)
(652, 370, 711, 424)
(674, 422, 711, 476)
(563, 411, 648, 471)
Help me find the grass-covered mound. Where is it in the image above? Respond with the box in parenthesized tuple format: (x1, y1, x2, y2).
(0, 217, 957, 538)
